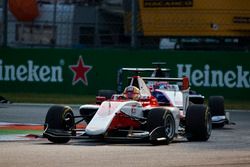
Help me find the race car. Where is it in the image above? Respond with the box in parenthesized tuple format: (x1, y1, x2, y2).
(43, 74, 212, 145)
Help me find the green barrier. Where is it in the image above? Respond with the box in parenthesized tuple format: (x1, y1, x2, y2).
(0, 48, 249, 100)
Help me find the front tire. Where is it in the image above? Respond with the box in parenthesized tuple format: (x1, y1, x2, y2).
(208, 96, 225, 128)
(185, 104, 212, 141)
(147, 108, 176, 145)
(44, 105, 75, 143)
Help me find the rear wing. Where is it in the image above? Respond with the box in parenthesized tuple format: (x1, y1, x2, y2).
(121, 68, 170, 72)
(117, 67, 170, 93)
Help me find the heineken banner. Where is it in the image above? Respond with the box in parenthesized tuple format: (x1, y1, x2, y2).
(0, 48, 249, 100)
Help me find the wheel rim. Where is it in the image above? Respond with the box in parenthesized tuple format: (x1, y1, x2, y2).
(164, 114, 175, 139)
(63, 112, 74, 130)
(206, 112, 212, 136)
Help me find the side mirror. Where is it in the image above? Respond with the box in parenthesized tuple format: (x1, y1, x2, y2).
(182, 76, 189, 90)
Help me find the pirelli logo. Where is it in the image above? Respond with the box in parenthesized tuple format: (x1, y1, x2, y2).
(144, 0, 193, 7)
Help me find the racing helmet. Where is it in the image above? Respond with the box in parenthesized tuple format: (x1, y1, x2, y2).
(123, 86, 140, 101)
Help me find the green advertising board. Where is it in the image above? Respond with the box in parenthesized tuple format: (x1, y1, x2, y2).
(0, 48, 249, 100)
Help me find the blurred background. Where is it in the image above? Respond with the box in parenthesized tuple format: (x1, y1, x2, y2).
(1, 0, 250, 50)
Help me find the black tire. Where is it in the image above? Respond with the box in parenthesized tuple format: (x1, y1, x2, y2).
(208, 96, 225, 128)
(186, 104, 212, 141)
(147, 108, 176, 145)
(97, 89, 116, 99)
(208, 96, 225, 116)
(44, 105, 75, 143)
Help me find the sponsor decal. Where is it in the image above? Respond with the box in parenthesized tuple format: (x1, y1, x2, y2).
(233, 16, 250, 24)
(177, 64, 250, 88)
(144, 0, 193, 8)
(0, 59, 63, 82)
(69, 56, 92, 86)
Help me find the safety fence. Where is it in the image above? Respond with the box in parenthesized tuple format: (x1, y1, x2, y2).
(1, 0, 250, 50)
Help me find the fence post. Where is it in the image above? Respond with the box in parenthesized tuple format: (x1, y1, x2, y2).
(2, 0, 8, 48)
(131, 0, 137, 48)
(94, 6, 100, 47)
(52, 0, 57, 48)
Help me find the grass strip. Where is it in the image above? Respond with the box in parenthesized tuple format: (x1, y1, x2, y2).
(0, 129, 43, 135)
(1, 92, 95, 104)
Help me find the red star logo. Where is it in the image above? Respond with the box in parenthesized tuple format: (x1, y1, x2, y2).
(69, 56, 92, 86)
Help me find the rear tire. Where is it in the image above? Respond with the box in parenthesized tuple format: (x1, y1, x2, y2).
(44, 105, 75, 143)
(147, 108, 175, 145)
(186, 104, 212, 141)
(97, 89, 116, 99)
(208, 96, 225, 128)
(96, 89, 117, 104)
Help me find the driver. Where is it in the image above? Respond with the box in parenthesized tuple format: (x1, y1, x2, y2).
(123, 86, 140, 101)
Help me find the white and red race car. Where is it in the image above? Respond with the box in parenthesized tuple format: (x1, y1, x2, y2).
(43, 74, 212, 145)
